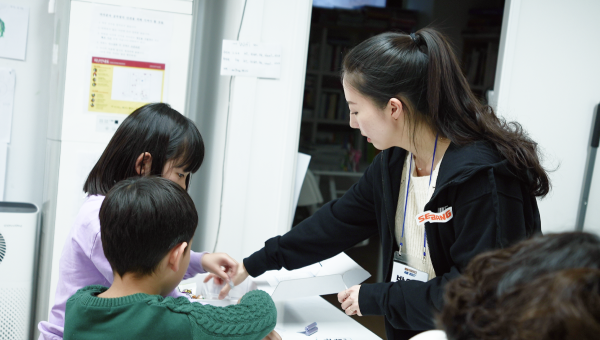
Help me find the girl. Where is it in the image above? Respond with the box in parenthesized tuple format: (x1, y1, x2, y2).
(224, 28, 549, 340)
(39, 103, 239, 340)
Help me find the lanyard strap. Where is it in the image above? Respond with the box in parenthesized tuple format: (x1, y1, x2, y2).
(399, 134, 439, 259)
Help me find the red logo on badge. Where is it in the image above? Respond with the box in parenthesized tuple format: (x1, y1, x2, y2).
(416, 207, 453, 225)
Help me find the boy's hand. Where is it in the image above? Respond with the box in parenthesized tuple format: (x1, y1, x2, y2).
(262, 330, 281, 340)
(201, 253, 238, 293)
(204, 262, 250, 299)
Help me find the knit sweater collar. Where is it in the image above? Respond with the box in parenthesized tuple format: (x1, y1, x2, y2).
(75, 285, 162, 307)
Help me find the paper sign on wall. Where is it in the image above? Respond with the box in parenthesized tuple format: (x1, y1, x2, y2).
(0, 5, 30, 60)
(88, 5, 172, 115)
(220, 40, 282, 79)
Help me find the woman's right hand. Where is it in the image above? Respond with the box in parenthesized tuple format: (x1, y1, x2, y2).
(203, 261, 250, 299)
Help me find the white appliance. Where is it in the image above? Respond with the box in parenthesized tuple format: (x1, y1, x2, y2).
(0, 202, 40, 340)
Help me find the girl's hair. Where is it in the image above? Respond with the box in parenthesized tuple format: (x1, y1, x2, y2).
(342, 28, 550, 197)
(83, 103, 204, 195)
(440, 232, 600, 340)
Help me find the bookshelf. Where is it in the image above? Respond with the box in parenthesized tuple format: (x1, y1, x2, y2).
(461, 7, 503, 100)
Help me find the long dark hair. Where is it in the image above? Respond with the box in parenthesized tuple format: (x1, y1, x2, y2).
(440, 232, 600, 340)
(83, 103, 204, 195)
(342, 28, 550, 197)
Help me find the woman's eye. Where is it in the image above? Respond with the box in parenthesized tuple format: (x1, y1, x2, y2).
(351, 112, 358, 115)
(178, 173, 185, 178)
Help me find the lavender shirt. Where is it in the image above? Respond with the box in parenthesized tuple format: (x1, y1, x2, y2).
(38, 195, 207, 340)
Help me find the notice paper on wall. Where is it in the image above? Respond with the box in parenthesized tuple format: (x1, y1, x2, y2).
(220, 40, 282, 79)
(87, 4, 172, 115)
(0, 5, 30, 60)
(0, 68, 16, 143)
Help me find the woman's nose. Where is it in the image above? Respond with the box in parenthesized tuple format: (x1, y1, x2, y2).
(349, 114, 358, 129)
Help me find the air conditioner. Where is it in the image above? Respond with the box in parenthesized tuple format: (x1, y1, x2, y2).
(0, 202, 40, 340)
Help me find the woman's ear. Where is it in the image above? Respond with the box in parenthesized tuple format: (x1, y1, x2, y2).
(389, 98, 403, 121)
(135, 152, 153, 175)
(167, 242, 188, 272)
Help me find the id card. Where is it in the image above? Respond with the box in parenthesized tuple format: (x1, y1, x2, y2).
(391, 252, 429, 283)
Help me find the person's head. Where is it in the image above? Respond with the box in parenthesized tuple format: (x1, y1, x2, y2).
(84, 103, 204, 194)
(440, 232, 600, 340)
(342, 28, 550, 197)
(99, 176, 198, 295)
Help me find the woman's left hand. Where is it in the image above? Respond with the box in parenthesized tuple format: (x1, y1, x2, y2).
(338, 285, 362, 316)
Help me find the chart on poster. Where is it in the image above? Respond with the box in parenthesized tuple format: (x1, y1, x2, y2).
(87, 4, 172, 115)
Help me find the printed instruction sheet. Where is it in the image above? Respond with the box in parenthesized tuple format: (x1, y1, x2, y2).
(87, 5, 172, 114)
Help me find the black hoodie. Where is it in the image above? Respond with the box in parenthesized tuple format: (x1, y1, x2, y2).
(244, 141, 541, 340)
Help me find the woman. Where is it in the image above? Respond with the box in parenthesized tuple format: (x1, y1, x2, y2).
(223, 28, 549, 339)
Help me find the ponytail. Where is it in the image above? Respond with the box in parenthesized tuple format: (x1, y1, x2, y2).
(342, 28, 550, 197)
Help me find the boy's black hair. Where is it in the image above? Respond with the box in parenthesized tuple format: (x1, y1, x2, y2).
(84, 103, 204, 195)
(100, 176, 198, 277)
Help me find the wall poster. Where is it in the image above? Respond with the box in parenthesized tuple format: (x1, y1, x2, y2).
(87, 5, 172, 115)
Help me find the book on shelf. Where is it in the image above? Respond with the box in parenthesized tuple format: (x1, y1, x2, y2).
(307, 42, 320, 71)
(317, 89, 349, 121)
(327, 93, 338, 120)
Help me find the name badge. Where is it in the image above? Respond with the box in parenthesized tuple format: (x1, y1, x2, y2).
(391, 252, 429, 283)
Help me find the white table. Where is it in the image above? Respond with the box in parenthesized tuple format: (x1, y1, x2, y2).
(180, 275, 381, 340)
(272, 295, 381, 339)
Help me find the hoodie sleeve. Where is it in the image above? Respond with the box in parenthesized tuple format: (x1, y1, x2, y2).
(243, 154, 382, 277)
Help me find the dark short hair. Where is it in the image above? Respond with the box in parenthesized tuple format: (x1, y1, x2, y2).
(84, 103, 204, 195)
(99, 176, 198, 277)
(440, 232, 600, 340)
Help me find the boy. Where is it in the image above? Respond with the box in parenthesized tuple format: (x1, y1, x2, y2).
(63, 177, 277, 339)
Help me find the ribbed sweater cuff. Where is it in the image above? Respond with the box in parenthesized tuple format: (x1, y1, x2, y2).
(243, 250, 269, 278)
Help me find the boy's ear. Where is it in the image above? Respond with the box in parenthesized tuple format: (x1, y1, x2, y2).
(135, 152, 153, 175)
(167, 242, 188, 272)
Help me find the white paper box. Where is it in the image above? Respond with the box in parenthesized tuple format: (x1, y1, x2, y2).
(255, 252, 370, 301)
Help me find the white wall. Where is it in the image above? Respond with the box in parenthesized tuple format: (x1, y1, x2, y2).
(187, 0, 312, 260)
(1, 0, 53, 207)
(493, 0, 600, 234)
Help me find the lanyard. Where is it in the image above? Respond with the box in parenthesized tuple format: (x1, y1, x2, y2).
(399, 134, 439, 261)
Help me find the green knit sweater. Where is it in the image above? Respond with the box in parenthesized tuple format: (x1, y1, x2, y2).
(64, 285, 277, 340)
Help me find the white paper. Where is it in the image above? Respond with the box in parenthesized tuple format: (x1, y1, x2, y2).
(220, 40, 282, 79)
(266, 262, 322, 287)
(0, 143, 6, 200)
(293, 153, 311, 210)
(256, 252, 370, 300)
(87, 5, 173, 115)
(0, 68, 16, 143)
(90, 5, 173, 63)
(0, 5, 30, 60)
